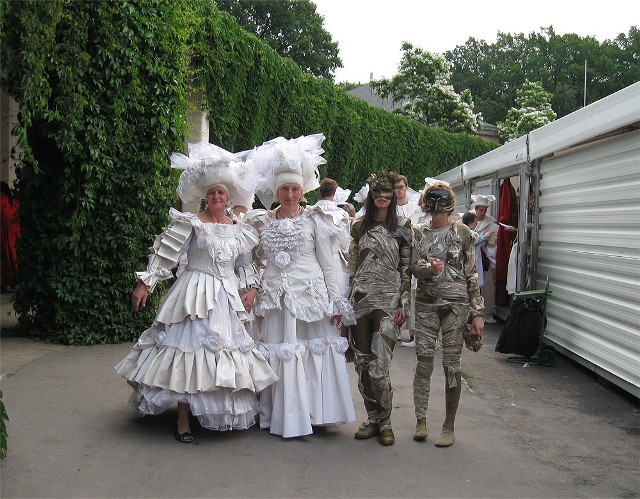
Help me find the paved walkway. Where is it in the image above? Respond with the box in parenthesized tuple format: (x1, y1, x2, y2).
(0, 297, 638, 498)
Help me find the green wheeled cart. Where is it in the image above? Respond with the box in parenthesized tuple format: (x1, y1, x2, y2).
(495, 277, 555, 366)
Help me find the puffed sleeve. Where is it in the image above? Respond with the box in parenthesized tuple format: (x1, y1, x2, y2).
(134, 209, 194, 293)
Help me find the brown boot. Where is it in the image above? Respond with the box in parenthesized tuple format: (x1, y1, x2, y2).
(435, 427, 454, 447)
(413, 418, 428, 441)
(354, 422, 380, 439)
(379, 428, 395, 446)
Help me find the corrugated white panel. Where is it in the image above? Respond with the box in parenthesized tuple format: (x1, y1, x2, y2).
(436, 165, 463, 188)
(462, 135, 527, 180)
(537, 131, 640, 395)
(530, 82, 640, 161)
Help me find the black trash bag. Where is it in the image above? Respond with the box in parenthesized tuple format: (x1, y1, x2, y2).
(495, 296, 546, 358)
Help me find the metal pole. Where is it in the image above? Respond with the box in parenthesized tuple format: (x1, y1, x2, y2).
(584, 59, 587, 107)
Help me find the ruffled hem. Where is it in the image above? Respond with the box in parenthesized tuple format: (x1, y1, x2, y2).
(115, 344, 278, 394)
(127, 385, 260, 431)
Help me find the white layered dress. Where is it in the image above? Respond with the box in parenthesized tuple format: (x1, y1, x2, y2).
(246, 207, 356, 438)
(115, 208, 278, 431)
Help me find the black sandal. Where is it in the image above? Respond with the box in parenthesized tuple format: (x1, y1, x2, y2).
(174, 428, 195, 443)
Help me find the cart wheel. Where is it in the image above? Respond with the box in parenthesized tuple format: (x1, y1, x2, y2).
(539, 347, 555, 366)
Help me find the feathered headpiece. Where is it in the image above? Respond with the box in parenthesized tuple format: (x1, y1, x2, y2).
(170, 141, 256, 208)
(245, 134, 326, 208)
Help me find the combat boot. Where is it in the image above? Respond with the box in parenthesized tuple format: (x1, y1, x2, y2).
(379, 428, 395, 446)
(354, 422, 379, 439)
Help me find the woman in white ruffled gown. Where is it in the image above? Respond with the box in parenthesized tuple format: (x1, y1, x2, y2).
(115, 181, 278, 443)
(246, 181, 356, 438)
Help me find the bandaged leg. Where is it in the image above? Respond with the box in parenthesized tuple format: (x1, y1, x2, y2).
(351, 310, 395, 426)
(435, 313, 466, 447)
(413, 308, 440, 419)
(368, 315, 397, 430)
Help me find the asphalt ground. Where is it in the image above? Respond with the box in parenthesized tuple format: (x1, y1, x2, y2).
(1, 292, 639, 498)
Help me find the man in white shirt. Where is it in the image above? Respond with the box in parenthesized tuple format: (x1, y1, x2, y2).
(471, 194, 499, 323)
(395, 175, 422, 224)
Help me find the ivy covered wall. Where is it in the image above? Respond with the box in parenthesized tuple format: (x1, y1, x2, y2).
(0, 0, 496, 344)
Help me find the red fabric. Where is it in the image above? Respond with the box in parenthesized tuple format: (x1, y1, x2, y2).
(495, 180, 516, 305)
(1, 193, 20, 288)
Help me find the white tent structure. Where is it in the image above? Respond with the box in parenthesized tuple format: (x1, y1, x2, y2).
(436, 82, 640, 397)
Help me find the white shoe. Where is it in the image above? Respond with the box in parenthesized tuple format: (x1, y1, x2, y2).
(401, 339, 416, 348)
(484, 316, 496, 324)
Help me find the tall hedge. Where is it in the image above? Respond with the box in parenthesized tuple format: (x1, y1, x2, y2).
(1, 0, 495, 344)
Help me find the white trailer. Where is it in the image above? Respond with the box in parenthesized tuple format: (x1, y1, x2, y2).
(437, 82, 640, 397)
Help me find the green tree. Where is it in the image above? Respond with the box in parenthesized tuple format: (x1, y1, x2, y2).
(214, 0, 342, 79)
(497, 80, 557, 142)
(446, 26, 639, 124)
(370, 42, 482, 134)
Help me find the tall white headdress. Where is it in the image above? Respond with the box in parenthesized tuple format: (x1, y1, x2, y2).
(170, 141, 256, 208)
(245, 133, 326, 208)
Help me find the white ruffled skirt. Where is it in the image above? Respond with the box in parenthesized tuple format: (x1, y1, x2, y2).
(115, 287, 278, 431)
(255, 300, 356, 438)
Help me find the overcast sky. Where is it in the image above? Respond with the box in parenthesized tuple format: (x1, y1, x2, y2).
(312, 0, 638, 83)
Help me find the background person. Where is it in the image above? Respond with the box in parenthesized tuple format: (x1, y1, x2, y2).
(410, 182, 484, 447)
(471, 194, 498, 323)
(115, 143, 277, 443)
(1, 181, 20, 291)
(348, 170, 412, 446)
(245, 135, 356, 439)
(461, 211, 494, 287)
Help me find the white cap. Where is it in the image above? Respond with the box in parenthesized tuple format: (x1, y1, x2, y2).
(471, 194, 496, 208)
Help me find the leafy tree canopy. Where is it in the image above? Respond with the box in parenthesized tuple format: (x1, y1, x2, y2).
(370, 42, 482, 134)
(497, 80, 557, 142)
(446, 26, 639, 124)
(214, 0, 342, 79)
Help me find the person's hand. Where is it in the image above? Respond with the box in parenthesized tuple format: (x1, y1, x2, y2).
(132, 281, 148, 312)
(330, 314, 342, 326)
(471, 315, 484, 337)
(241, 287, 259, 312)
(430, 258, 445, 275)
(394, 307, 406, 325)
(485, 231, 495, 239)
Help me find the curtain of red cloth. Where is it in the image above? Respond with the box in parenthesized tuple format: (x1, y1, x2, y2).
(496, 179, 517, 306)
